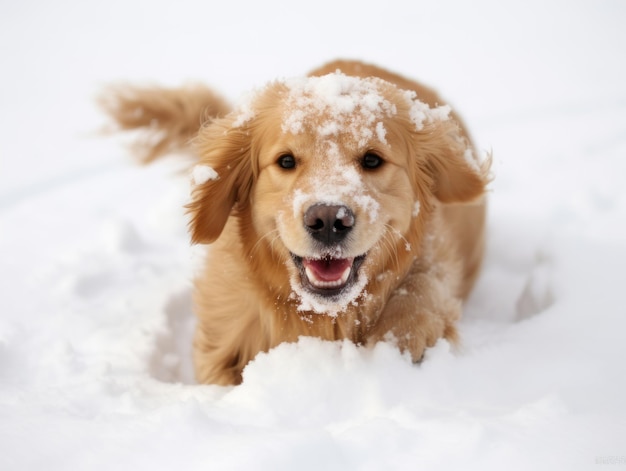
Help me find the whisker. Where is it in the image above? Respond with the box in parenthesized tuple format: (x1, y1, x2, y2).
(249, 228, 281, 259)
(380, 224, 412, 271)
(384, 232, 401, 271)
(384, 223, 412, 253)
(373, 231, 394, 273)
(267, 231, 284, 262)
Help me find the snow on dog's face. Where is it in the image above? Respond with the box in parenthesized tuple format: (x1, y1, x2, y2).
(188, 72, 485, 315)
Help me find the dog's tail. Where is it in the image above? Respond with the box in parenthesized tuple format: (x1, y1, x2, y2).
(99, 84, 230, 163)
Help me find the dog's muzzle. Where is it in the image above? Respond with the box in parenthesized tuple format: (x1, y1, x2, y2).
(291, 203, 365, 297)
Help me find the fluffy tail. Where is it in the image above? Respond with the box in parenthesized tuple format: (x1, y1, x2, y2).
(99, 84, 230, 163)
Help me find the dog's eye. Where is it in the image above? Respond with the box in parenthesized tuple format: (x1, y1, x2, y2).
(277, 154, 297, 170)
(361, 152, 384, 170)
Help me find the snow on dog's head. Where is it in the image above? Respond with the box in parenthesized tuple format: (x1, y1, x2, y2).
(187, 71, 487, 315)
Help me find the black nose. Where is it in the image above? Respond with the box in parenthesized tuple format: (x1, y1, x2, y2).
(304, 204, 355, 245)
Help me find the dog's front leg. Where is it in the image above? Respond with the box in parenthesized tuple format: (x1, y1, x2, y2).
(366, 262, 462, 362)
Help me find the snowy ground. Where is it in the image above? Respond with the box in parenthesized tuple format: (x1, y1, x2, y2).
(1, 1, 626, 469)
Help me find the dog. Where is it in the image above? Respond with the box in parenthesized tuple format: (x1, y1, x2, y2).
(101, 60, 490, 385)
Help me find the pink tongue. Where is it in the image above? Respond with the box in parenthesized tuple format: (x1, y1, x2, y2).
(303, 258, 353, 282)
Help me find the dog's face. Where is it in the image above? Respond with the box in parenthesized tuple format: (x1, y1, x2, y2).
(188, 73, 486, 314)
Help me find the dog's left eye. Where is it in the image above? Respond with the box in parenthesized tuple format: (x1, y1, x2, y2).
(277, 154, 297, 169)
(361, 152, 384, 170)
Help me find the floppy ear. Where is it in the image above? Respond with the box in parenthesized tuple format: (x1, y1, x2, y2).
(418, 119, 490, 203)
(186, 117, 254, 244)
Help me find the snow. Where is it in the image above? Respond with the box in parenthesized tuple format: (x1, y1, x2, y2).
(278, 71, 453, 147)
(289, 264, 371, 317)
(289, 167, 380, 225)
(191, 164, 219, 186)
(2, 0, 626, 470)
(231, 90, 258, 128)
(375, 121, 388, 144)
(412, 200, 421, 217)
(404, 90, 452, 131)
(281, 73, 398, 147)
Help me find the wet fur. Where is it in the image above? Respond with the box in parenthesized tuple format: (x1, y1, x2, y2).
(101, 60, 490, 385)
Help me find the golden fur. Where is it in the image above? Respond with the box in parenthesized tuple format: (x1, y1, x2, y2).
(101, 60, 491, 385)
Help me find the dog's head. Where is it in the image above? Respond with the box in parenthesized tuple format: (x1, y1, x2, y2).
(188, 72, 488, 314)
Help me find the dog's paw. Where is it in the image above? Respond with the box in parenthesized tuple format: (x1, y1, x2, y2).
(366, 290, 460, 363)
(366, 319, 449, 364)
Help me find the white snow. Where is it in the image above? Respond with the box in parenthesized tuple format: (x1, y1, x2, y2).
(281, 72, 398, 148)
(412, 200, 421, 217)
(375, 120, 388, 144)
(231, 89, 258, 128)
(191, 164, 219, 186)
(404, 89, 452, 130)
(289, 165, 380, 225)
(2, 1, 626, 470)
(464, 147, 481, 172)
(289, 268, 371, 317)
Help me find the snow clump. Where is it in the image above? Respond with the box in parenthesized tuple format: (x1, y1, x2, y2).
(280, 72, 397, 147)
(191, 165, 219, 186)
(402, 89, 452, 131)
(289, 164, 380, 225)
(230, 88, 259, 127)
(412, 200, 421, 217)
(230, 71, 454, 140)
(288, 269, 370, 317)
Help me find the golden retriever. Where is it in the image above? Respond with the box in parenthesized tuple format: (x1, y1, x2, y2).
(101, 60, 490, 385)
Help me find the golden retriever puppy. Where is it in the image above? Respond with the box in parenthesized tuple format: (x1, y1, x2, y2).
(101, 60, 490, 385)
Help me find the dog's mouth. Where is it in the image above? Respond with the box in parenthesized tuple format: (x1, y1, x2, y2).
(291, 253, 366, 297)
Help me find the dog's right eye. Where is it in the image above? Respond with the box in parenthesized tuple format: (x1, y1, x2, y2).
(361, 152, 384, 170)
(277, 154, 297, 169)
